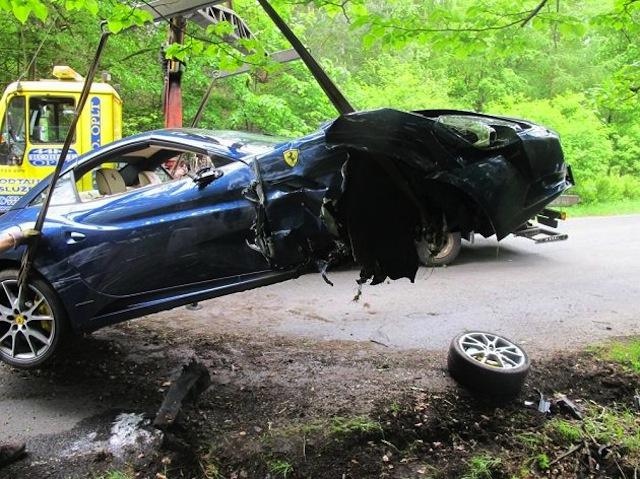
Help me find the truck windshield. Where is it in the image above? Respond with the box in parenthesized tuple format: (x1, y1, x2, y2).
(29, 96, 75, 144)
(0, 96, 26, 166)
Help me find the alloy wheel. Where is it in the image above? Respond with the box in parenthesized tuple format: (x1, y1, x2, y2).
(0, 279, 56, 363)
(457, 332, 526, 369)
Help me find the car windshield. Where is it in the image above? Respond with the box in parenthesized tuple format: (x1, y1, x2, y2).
(435, 115, 523, 149)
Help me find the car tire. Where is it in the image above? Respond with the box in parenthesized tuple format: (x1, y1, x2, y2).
(416, 231, 462, 266)
(447, 331, 530, 398)
(0, 269, 69, 369)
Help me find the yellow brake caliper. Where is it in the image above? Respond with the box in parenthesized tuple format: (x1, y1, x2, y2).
(38, 303, 52, 332)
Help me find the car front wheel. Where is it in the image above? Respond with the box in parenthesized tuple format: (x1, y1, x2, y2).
(0, 269, 68, 369)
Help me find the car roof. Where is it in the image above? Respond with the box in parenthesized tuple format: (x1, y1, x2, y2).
(12, 128, 290, 210)
(63, 127, 290, 169)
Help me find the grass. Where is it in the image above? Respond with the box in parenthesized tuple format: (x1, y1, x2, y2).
(602, 338, 640, 372)
(268, 459, 294, 478)
(547, 419, 582, 444)
(584, 407, 640, 451)
(536, 405, 640, 460)
(271, 415, 383, 439)
(94, 472, 134, 479)
(329, 416, 383, 436)
(564, 198, 640, 217)
(389, 401, 402, 415)
(461, 454, 503, 479)
(535, 453, 551, 471)
(516, 431, 545, 448)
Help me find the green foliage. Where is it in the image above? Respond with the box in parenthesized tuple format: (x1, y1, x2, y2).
(584, 407, 640, 451)
(0, 0, 638, 207)
(489, 94, 614, 179)
(329, 416, 383, 436)
(547, 419, 582, 444)
(106, 3, 152, 34)
(94, 472, 133, 479)
(545, 405, 640, 458)
(462, 454, 503, 479)
(565, 198, 640, 217)
(575, 175, 640, 205)
(536, 453, 551, 471)
(268, 459, 294, 478)
(603, 339, 640, 373)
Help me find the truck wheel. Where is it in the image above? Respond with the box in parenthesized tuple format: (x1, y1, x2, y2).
(448, 331, 530, 398)
(0, 269, 69, 369)
(417, 231, 462, 266)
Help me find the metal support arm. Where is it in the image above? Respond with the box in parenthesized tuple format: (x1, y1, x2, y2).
(17, 30, 112, 306)
(256, 0, 354, 115)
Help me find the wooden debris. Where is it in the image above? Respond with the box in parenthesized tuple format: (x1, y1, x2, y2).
(153, 359, 211, 429)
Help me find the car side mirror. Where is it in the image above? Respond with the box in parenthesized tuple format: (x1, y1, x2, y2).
(193, 166, 223, 187)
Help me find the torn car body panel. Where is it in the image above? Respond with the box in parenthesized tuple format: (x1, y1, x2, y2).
(252, 108, 572, 284)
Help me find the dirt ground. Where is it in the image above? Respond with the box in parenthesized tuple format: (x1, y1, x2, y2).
(2, 321, 638, 479)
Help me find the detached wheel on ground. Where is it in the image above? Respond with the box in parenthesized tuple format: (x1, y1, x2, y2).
(0, 269, 68, 369)
(416, 231, 462, 266)
(447, 331, 530, 398)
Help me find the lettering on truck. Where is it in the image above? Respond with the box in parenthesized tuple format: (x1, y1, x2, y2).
(0, 178, 39, 212)
(90, 96, 101, 150)
(27, 148, 79, 167)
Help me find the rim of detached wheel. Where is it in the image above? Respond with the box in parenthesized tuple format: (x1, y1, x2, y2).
(458, 332, 526, 369)
(0, 279, 56, 364)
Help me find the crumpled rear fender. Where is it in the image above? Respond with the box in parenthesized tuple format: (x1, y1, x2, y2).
(430, 156, 527, 239)
(325, 108, 462, 173)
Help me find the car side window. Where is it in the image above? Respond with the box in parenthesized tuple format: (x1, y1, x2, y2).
(171, 152, 234, 177)
(31, 172, 80, 207)
(75, 149, 184, 202)
(76, 161, 136, 202)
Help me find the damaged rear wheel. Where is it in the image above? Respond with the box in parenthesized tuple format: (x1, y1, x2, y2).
(416, 231, 461, 266)
(448, 331, 530, 398)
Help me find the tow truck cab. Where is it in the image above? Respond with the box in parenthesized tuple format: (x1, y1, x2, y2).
(0, 66, 122, 212)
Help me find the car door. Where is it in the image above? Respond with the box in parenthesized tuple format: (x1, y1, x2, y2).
(44, 141, 269, 298)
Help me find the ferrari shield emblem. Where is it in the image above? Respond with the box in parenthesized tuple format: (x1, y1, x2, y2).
(283, 149, 299, 167)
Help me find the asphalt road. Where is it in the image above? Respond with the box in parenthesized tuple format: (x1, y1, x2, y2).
(147, 213, 640, 352)
(1, 214, 639, 447)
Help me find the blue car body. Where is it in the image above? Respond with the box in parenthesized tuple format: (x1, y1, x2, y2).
(0, 109, 573, 336)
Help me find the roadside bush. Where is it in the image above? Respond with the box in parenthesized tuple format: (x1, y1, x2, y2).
(489, 94, 614, 180)
(609, 122, 640, 176)
(573, 174, 640, 204)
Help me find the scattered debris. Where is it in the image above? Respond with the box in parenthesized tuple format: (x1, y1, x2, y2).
(352, 281, 364, 302)
(185, 302, 203, 311)
(534, 388, 551, 413)
(526, 390, 583, 419)
(62, 413, 163, 468)
(553, 394, 583, 419)
(109, 413, 163, 462)
(316, 259, 334, 286)
(548, 443, 582, 466)
(153, 359, 211, 429)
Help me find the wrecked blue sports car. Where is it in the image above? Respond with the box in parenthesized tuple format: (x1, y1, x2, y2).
(0, 108, 573, 367)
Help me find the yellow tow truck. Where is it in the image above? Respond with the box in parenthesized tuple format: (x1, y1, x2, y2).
(0, 66, 122, 212)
